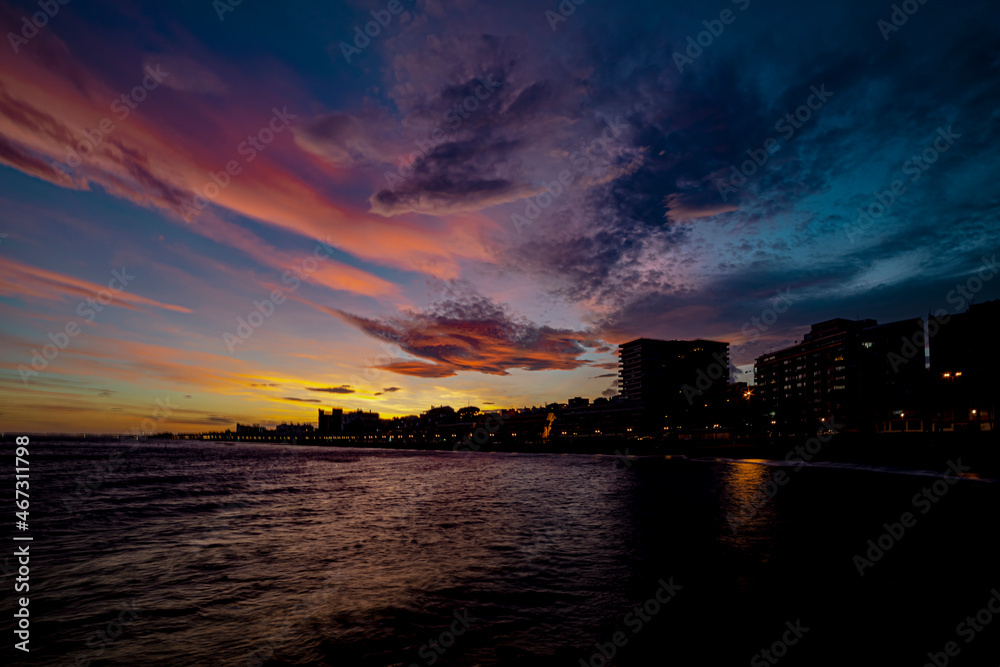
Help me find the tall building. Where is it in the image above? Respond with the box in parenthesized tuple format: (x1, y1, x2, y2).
(619, 338, 730, 433)
(318, 408, 343, 434)
(754, 317, 925, 434)
(928, 300, 999, 432)
(343, 409, 380, 435)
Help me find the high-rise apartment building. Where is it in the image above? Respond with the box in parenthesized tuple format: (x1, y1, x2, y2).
(754, 317, 925, 434)
(619, 338, 730, 433)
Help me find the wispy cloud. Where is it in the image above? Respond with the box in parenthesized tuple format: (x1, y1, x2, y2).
(307, 385, 355, 394)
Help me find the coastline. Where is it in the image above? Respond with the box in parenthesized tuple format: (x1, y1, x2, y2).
(25, 430, 1000, 480)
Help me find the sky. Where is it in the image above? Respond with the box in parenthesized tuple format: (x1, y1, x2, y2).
(0, 0, 997, 433)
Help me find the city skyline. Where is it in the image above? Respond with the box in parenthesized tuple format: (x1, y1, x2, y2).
(1, 0, 999, 433)
(2, 3, 999, 665)
(12, 296, 993, 436)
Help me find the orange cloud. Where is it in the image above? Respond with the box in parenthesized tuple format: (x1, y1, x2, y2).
(0, 44, 493, 290)
(335, 288, 603, 377)
(0, 257, 192, 313)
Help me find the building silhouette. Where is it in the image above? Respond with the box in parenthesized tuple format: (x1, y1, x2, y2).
(318, 408, 343, 434)
(343, 409, 380, 435)
(215, 304, 996, 447)
(619, 337, 730, 434)
(928, 300, 998, 432)
(755, 317, 926, 435)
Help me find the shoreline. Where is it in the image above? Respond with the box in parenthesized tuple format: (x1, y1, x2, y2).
(24, 430, 1000, 479)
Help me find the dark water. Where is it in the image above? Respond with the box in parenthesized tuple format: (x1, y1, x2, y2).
(4, 440, 1000, 666)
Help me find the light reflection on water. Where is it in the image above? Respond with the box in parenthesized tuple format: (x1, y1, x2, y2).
(10, 440, 1000, 666)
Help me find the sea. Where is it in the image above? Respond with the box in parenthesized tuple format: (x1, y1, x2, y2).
(5, 439, 1000, 666)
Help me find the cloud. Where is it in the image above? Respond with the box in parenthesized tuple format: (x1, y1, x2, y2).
(294, 110, 397, 167)
(280, 397, 322, 403)
(485, 0, 1000, 347)
(0, 133, 73, 185)
(336, 286, 602, 377)
(374, 386, 403, 396)
(375, 360, 458, 378)
(664, 193, 740, 223)
(589, 362, 618, 370)
(590, 373, 616, 378)
(307, 385, 355, 394)
(368, 137, 538, 217)
(144, 56, 228, 95)
(298, 30, 643, 218)
(2, 0, 999, 435)
(0, 46, 485, 289)
(0, 257, 192, 313)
